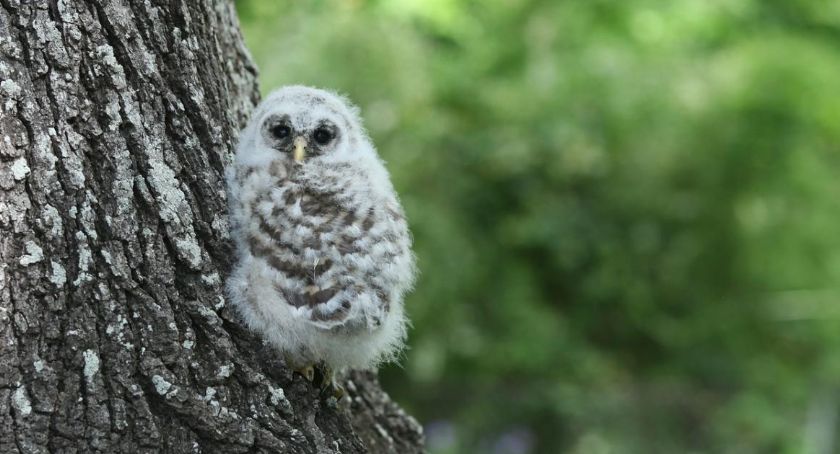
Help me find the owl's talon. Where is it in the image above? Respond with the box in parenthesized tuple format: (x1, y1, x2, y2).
(332, 382, 346, 400)
(319, 366, 335, 392)
(295, 365, 316, 382)
(318, 366, 345, 401)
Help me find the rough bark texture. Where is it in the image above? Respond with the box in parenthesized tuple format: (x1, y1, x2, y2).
(0, 1, 424, 452)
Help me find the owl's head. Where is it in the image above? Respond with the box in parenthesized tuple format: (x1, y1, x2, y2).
(238, 86, 370, 167)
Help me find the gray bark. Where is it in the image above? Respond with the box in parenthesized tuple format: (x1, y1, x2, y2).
(0, 0, 424, 452)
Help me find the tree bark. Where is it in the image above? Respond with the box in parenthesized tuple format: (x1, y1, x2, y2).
(0, 1, 424, 453)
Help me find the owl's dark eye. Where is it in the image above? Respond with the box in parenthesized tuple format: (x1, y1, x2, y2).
(313, 127, 334, 145)
(272, 124, 292, 139)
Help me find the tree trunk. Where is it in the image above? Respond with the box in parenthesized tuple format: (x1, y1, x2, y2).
(0, 1, 424, 452)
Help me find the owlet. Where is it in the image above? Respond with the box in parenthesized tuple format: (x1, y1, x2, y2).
(226, 86, 415, 381)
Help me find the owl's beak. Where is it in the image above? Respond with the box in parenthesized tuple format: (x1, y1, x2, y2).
(293, 137, 307, 163)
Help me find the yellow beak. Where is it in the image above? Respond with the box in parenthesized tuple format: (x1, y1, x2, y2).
(293, 137, 307, 163)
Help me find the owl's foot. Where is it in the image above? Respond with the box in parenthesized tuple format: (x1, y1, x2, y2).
(294, 363, 347, 405)
(319, 366, 346, 401)
(294, 364, 316, 382)
(328, 380, 346, 401)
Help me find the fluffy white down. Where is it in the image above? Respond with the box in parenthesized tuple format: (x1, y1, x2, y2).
(226, 261, 408, 369)
(226, 85, 415, 370)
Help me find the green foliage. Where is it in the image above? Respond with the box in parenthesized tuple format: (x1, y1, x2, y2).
(237, 1, 840, 452)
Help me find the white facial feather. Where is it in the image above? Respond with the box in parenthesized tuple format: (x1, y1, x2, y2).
(226, 86, 416, 371)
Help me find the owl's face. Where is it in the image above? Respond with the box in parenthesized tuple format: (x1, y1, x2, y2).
(261, 113, 339, 163)
(250, 86, 364, 166)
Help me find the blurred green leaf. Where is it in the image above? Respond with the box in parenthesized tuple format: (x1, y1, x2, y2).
(237, 0, 840, 452)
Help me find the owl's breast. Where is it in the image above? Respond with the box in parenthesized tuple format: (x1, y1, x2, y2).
(246, 168, 412, 327)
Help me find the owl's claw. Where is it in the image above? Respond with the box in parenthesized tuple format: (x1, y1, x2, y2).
(295, 364, 316, 382)
(333, 383, 346, 400)
(325, 378, 346, 400)
(319, 366, 346, 401)
(294, 363, 347, 405)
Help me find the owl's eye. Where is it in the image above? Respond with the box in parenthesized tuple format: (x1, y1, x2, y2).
(272, 124, 292, 139)
(313, 127, 334, 145)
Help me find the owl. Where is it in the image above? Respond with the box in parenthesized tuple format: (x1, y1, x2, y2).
(226, 86, 415, 393)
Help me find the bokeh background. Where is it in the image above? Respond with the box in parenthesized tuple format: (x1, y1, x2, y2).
(236, 1, 840, 453)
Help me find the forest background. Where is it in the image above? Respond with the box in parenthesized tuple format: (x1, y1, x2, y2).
(237, 1, 840, 453)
